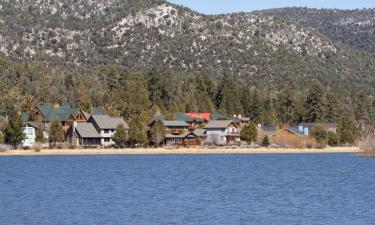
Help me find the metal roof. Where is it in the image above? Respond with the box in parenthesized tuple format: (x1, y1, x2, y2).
(162, 120, 189, 127)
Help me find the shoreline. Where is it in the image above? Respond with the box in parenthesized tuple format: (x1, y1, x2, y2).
(0, 147, 360, 156)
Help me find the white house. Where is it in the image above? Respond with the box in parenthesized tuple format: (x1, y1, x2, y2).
(204, 120, 240, 145)
(22, 122, 48, 147)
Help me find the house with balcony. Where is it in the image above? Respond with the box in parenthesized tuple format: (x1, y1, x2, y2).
(204, 120, 240, 145)
(22, 121, 48, 147)
(68, 115, 129, 147)
(23, 103, 92, 137)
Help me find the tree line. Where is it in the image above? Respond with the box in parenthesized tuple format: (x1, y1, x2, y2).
(1, 55, 374, 146)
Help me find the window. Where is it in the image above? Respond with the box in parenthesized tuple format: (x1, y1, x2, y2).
(220, 136, 225, 142)
(104, 138, 111, 142)
(27, 127, 34, 135)
(104, 130, 110, 134)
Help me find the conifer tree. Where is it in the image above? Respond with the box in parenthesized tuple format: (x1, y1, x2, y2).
(337, 115, 360, 145)
(3, 111, 25, 147)
(112, 124, 128, 148)
(305, 79, 325, 122)
(240, 122, 258, 145)
(35, 128, 46, 143)
(277, 78, 296, 124)
(354, 92, 370, 124)
(128, 116, 148, 147)
(48, 117, 64, 147)
(262, 135, 270, 147)
(216, 74, 243, 116)
(324, 91, 343, 123)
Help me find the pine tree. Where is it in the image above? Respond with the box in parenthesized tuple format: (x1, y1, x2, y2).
(3, 111, 25, 147)
(324, 91, 343, 123)
(305, 79, 325, 122)
(216, 74, 243, 116)
(48, 117, 64, 147)
(112, 124, 128, 148)
(35, 128, 46, 143)
(248, 88, 265, 123)
(240, 122, 258, 145)
(311, 125, 328, 147)
(337, 115, 360, 145)
(151, 120, 165, 148)
(277, 78, 296, 124)
(128, 117, 148, 147)
(354, 92, 370, 124)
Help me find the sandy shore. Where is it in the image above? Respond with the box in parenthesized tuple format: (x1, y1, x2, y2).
(0, 147, 360, 156)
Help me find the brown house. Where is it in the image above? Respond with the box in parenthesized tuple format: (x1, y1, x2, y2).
(25, 104, 93, 138)
(271, 126, 314, 148)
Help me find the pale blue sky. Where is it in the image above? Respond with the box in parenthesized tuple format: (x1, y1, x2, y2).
(168, 0, 375, 14)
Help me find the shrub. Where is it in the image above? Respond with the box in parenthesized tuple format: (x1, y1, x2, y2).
(0, 145, 8, 152)
(262, 135, 270, 147)
(32, 143, 43, 152)
(311, 125, 328, 148)
(327, 132, 339, 147)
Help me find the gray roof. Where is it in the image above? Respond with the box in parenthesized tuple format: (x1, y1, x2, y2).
(75, 123, 101, 138)
(24, 121, 44, 129)
(162, 120, 189, 127)
(91, 115, 129, 130)
(287, 126, 305, 136)
(193, 128, 207, 137)
(204, 120, 236, 129)
(258, 125, 277, 133)
(82, 110, 91, 120)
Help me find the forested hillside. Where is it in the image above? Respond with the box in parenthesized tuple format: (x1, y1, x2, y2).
(260, 8, 375, 52)
(1, 0, 375, 91)
(0, 0, 375, 131)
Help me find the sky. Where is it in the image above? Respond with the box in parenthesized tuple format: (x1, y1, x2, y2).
(168, 0, 375, 14)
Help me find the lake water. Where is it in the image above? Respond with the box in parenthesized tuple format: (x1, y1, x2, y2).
(0, 154, 374, 225)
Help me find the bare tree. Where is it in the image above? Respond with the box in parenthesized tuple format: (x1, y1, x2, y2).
(207, 133, 221, 146)
(360, 127, 375, 156)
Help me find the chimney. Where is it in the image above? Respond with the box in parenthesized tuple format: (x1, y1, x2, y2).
(239, 115, 242, 119)
(53, 103, 60, 109)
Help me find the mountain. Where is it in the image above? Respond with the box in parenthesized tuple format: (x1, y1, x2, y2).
(259, 8, 375, 52)
(1, 1, 375, 91)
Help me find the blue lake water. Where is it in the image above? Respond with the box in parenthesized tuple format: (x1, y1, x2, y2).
(0, 153, 374, 225)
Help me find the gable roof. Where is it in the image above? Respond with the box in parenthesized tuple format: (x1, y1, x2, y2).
(193, 128, 207, 137)
(272, 126, 305, 137)
(162, 120, 189, 127)
(204, 120, 237, 129)
(75, 123, 101, 138)
(257, 125, 277, 133)
(211, 112, 227, 120)
(24, 121, 44, 129)
(90, 115, 129, 130)
(21, 112, 30, 122)
(92, 107, 105, 115)
(186, 113, 211, 122)
(36, 104, 79, 122)
(174, 112, 194, 122)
